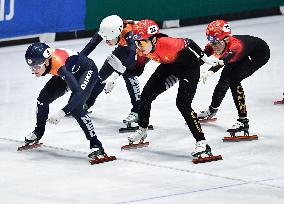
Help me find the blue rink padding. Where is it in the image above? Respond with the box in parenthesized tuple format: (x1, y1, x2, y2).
(0, 0, 86, 39)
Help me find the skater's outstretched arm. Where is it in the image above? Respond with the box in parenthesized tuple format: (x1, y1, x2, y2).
(200, 51, 233, 84)
(184, 38, 223, 66)
(124, 55, 148, 76)
(80, 33, 103, 56)
(122, 31, 137, 67)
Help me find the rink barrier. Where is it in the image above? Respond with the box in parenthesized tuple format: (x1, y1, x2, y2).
(0, 0, 85, 40)
(85, 0, 284, 29)
(0, 6, 282, 47)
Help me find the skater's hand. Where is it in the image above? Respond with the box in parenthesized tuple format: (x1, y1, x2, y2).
(201, 55, 224, 66)
(107, 54, 126, 74)
(47, 110, 65, 125)
(102, 72, 120, 94)
(200, 70, 214, 84)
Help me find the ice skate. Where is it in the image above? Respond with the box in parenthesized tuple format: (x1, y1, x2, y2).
(120, 112, 139, 133)
(17, 131, 42, 151)
(123, 112, 139, 124)
(197, 106, 218, 123)
(119, 124, 153, 133)
(119, 112, 153, 133)
(274, 99, 284, 105)
(88, 146, 116, 165)
(191, 140, 222, 164)
(224, 118, 258, 142)
(274, 93, 284, 105)
(121, 127, 149, 150)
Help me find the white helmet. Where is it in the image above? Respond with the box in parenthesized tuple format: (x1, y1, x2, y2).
(99, 15, 123, 41)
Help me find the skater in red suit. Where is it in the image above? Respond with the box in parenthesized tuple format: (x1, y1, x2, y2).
(197, 20, 270, 135)
(122, 19, 223, 162)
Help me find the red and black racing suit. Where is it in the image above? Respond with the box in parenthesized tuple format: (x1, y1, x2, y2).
(204, 35, 270, 118)
(136, 36, 207, 142)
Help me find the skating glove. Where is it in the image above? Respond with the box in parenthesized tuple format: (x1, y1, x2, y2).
(201, 55, 224, 66)
(107, 54, 126, 74)
(102, 72, 120, 94)
(200, 70, 214, 84)
(47, 110, 66, 125)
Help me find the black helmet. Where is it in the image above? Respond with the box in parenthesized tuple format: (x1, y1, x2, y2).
(25, 43, 51, 67)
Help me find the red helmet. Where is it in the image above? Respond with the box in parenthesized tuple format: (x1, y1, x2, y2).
(206, 20, 231, 42)
(133, 19, 159, 40)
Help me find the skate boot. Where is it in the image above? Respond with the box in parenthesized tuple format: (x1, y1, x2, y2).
(121, 127, 149, 150)
(191, 140, 222, 164)
(274, 93, 284, 105)
(88, 146, 106, 159)
(128, 127, 147, 144)
(123, 112, 139, 125)
(227, 118, 249, 135)
(191, 140, 211, 157)
(119, 112, 153, 133)
(224, 118, 257, 141)
(18, 131, 42, 151)
(88, 146, 116, 165)
(197, 106, 218, 122)
(25, 131, 40, 144)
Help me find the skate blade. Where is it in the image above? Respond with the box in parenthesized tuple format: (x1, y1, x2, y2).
(17, 143, 43, 151)
(192, 155, 222, 164)
(119, 125, 154, 133)
(223, 135, 258, 142)
(89, 156, 117, 165)
(274, 100, 284, 105)
(121, 142, 149, 150)
(199, 117, 217, 123)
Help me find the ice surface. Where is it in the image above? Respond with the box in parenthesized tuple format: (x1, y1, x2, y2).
(0, 15, 284, 204)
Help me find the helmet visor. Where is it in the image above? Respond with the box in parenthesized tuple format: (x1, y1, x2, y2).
(207, 35, 224, 46)
(29, 62, 45, 72)
(207, 35, 217, 43)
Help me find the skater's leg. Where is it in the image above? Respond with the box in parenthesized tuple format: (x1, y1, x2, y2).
(176, 68, 205, 142)
(71, 107, 104, 150)
(122, 72, 141, 113)
(70, 69, 104, 150)
(85, 60, 113, 109)
(138, 64, 174, 128)
(177, 82, 205, 141)
(34, 77, 67, 138)
(229, 82, 247, 118)
(210, 69, 231, 109)
(128, 65, 176, 143)
(171, 49, 213, 158)
(197, 68, 231, 119)
(85, 45, 134, 109)
(225, 44, 270, 130)
(128, 63, 181, 143)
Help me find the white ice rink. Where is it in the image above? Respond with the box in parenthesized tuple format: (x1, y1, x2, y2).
(1, 15, 284, 204)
